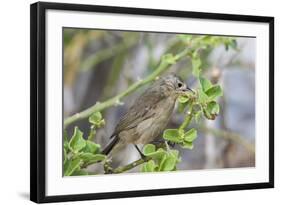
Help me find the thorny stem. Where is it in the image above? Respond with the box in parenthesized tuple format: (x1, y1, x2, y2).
(112, 156, 152, 174)
(64, 48, 191, 128)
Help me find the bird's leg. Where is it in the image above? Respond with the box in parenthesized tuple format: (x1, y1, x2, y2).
(134, 145, 146, 159)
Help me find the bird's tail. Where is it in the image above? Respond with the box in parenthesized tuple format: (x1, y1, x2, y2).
(102, 136, 120, 155)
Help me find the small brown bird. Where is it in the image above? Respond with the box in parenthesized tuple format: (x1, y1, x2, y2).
(102, 74, 193, 157)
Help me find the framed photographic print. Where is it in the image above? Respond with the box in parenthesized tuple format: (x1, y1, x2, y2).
(30, 1, 274, 203)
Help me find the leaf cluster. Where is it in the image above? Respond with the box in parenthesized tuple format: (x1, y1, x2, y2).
(64, 112, 106, 176)
(161, 34, 228, 151)
(141, 144, 180, 172)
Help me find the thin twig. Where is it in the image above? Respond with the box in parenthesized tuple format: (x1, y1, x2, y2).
(112, 156, 152, 174)
(179, 104, 194, 131)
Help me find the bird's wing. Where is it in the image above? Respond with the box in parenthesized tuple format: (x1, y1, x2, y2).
(111, 87, 165, 137)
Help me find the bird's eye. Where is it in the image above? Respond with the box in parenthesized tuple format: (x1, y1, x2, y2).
(178, 82, 183, 88)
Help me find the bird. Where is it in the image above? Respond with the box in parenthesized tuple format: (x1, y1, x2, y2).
(102, 74, 193, 158)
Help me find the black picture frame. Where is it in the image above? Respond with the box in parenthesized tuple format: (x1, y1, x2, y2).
(30, 1, 274, 203)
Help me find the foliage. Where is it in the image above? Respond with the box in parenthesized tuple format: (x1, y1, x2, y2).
(140, 34, 235, 172)
(141, 144, 180, 172)
(63, 34, 237, 175)
(64, 112, 106, 176)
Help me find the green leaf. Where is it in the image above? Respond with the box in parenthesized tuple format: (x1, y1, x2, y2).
(89, 112, 102, 124)
(147, 148, 167, 159)
(64, 158, 82, 176)
(170, 150, 181, 163)
(184, 128, 197, 142)
(163, 129, 183, 143)
(203, 107, 214, 120)
(141, 160, 157, 172)
(82, 140, 101, 154)
(143, 145, 166, 159)
(182, 141, 194, 149)
(205, 85, 223, 100)
(69, 127, 86, 153)
(143, 144, 156, 155)
(141, 148, 181, 172)
(178, 101, 188, 113)
(207, 101, 220, 115)
(178, 95, 189, 103)
(203, 101, 220, 120)
(79, 153, 106, 165)
(199, 77, 213, 92)
(162, 54, 177, 65)
(191, 55, 202, 77)
(194, 110, 202, 123)
(158, 154, 167, 171)
(198, 88, 210, 104)
(89, 112, 105, 128)
(98, 119, 105, 127)
(160, 154, 178, 171)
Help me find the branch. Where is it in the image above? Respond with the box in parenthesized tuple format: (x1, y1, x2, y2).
(179, 104, 194, 131)
(112, 156, 152, 174)
(64, 48, 190, 128)
(200, 126, 255, 154)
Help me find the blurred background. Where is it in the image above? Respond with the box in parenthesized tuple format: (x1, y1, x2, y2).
(63, 28, 255, 172)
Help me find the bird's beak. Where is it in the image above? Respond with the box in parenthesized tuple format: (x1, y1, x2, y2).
(182, 87, 195, 94)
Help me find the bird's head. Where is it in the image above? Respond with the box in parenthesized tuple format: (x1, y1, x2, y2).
(160, 74, 194, 97)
